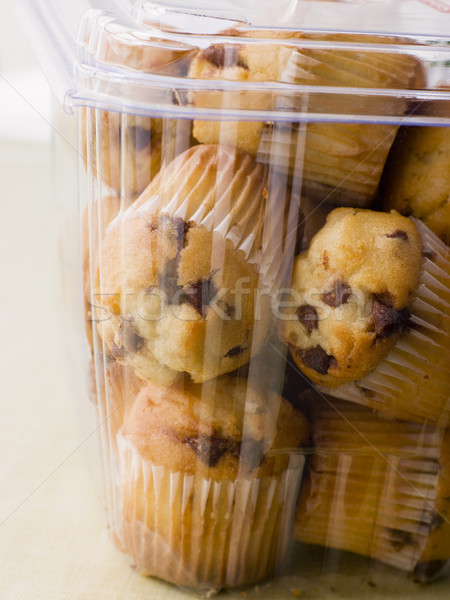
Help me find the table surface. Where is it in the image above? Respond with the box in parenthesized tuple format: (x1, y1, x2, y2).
(1, 138, 449, 600)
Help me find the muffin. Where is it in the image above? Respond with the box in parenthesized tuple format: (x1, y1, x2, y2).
(381, 125, 450, 245)
(279, 208, 423, 386)
(81, 108, 193, 199)
(279, 208, 450, 425)
(94, 144, 298, 385)
(188, 32, 420, 206)
(96, 214, 267, 385)
(118, 376, 310, 591)
(295, 395, 450, 578)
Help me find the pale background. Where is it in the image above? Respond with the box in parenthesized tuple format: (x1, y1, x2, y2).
(0, 1, 449, 599)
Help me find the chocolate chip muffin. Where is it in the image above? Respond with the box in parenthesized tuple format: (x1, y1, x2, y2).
(295, 394, 450, 578)
(381, 125, 450, 245)
(118, 376, 309, 591)
(314, 218, 450, 425)
(278, 208, 422, 386)
(95, 214, 269, 385)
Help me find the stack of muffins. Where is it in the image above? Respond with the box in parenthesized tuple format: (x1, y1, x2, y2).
(80, 15, 450, 596)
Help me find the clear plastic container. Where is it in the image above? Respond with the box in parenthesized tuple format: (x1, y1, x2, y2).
(21, 0, 450, 596)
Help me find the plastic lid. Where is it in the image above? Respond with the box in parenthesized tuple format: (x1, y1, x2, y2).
(128, 0, 450, 37)
(18, 0, 450, 124)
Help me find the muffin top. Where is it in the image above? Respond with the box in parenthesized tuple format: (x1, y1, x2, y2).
(279, 208, 423, 386)
(121, 376, 310, 480)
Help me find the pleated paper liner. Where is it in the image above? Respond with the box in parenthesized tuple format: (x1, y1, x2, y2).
(259, 34, 419, 206)
(279, 33, 420, 118)
(295, 396, 449, 575)
(257, 121, 397, 207)
(126, 143, 300, 291)
(282, 39, 419, 91)
(116, 433, 305, 593)
(317, 219, 450, 426)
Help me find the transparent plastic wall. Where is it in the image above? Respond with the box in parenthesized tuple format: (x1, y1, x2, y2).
(32, 0, 450, 596)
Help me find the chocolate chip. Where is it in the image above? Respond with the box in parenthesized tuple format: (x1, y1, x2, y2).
(386, 230, 408, 240)
(223, 303, 235, 319)
(296, 304, 319, 332)
(185, 277, 217, 316)
(148, 213, 169, 233)
(371, 294, 410, 340)
(296, 346, 337, 375)
(200, 44, 247, 69)
(239, 439, 265, 471)
(130, 125, 152, 152)
(414, 560, 449, 582)
(172, 217, 191, 252)
(322, 280, 352, 308)
(160, 275, 182, 304)
(120, 319, 145, 353)
(111, 343, 127, 360)
(184, 434, 239, 468)
(387, 528, 416, 551)
(225, 345, 245, 358)
(183, 433, 264, 470)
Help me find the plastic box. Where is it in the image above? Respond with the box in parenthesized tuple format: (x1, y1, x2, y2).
(21, 0, 450, 597)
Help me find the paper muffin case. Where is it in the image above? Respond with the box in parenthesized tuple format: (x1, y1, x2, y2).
(116, 433, 305, 593)
(277, 38, 418, 207)
(295, 397, 449, 575)
(257, 120, 398, 207)
(129, 143, 300, 292)
(317, 219, 450, 426)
